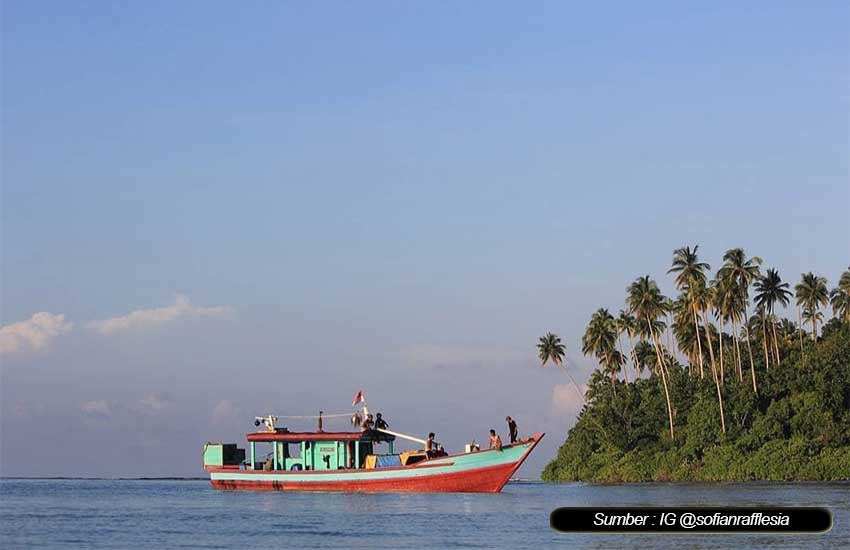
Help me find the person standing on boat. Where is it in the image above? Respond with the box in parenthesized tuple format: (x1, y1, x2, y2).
(425, 432, 436, 457)
(489, 429, 503, 450)
(361, 413, 374, 431)
(318, 411, 324, 432)
(506, 416, 518, 443)
(374, 413, 388, 430)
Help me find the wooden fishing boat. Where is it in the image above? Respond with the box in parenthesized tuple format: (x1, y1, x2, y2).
(204, 418, 543, 493)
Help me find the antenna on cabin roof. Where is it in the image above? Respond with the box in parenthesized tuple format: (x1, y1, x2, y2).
(254, 415, 278, 432)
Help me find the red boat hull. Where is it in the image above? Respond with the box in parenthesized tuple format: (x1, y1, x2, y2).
(212, 460, 517, 493)
(209, 433, 544, 493)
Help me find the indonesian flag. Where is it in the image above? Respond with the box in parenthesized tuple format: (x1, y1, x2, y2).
(352, 390, 365, 407)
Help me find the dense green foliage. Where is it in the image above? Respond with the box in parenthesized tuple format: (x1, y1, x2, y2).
(541, 254, 850, 482)
(542, 321, 850, 481)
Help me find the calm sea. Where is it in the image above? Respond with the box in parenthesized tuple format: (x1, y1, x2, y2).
(0, 479, 846, 549)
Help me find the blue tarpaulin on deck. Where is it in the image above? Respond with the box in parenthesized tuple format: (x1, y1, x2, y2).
(376, 455, 402, 468)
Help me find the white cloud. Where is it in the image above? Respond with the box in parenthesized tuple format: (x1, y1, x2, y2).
(140, 392, 170, 413)
(88, 294, 231, 335)
(80, 400, 113, 418)
(551, 383, 588, 416)
(0, 312, 73, 355)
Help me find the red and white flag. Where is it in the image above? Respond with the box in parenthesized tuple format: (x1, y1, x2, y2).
(352, 390, 365, 407)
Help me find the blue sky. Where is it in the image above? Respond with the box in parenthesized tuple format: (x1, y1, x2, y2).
(1, 1, 848, 477)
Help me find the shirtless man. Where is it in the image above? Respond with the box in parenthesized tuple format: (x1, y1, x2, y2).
(425, 432, 436, 457)
(489, 429, 502, 451)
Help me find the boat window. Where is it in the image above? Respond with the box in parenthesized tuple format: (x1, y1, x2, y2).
(252, 442, 275, 471)
(285, 442, 301, 459)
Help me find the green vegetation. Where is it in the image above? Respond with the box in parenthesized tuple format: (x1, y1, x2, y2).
(539, 251, 850, 482)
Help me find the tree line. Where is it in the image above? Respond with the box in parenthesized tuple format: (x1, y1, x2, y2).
(537, 247, 850, 481)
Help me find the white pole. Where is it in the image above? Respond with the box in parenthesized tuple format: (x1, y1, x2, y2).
(376, 428, 428, 446)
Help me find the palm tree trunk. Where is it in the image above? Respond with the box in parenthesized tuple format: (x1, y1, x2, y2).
(760, 311, 770, 371)
(667, 313, 675, 359)
(692, 303, 705, 379)
(626, 331, 638, 381)
(744, 321, 757, 393)
(561, 364, 585, 405)
(732, 317, 743, 382)
(651, 326, 669, 379)
(796, 304, 804, 353)
(771, 317, 781, 366)
(811, 309, 818, 342)
(709, 345, 727, 435)
(646, 316, 675, 440)
(616, 336, 630, 383)
(702, 311, 718, 378)
(602, 350, 617, 398)
(701, 311, 725, 433)
(719, 320, 725, 386)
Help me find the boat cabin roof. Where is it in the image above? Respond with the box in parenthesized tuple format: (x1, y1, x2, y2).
(247, 430, 395, 443)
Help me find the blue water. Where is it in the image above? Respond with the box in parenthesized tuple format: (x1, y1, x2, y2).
(1, 480, 847, 549)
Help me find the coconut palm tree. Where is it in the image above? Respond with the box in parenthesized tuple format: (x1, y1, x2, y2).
(537, 332, 584, 404)
(538, 332, 565, 365)
(663, 297, 676, 358)
(628, 277, 670, 372)
(668, 245, 710, 379)
(627, 276, 675, 439)
(615, 309, 637, 382)
(582, 309, 624, 388)
(704, 316, 727, 434)
(679, 279, 726, 434)
(754, 268, 792, 365)
(717, 248, 762, 392)
(779, 318, 797, 341)
(829, 267, 850, 323)
(633, 340, 656, 377)
(741, 313, 764, 378)
(753, 306, 771, 371)
(691, 280, 720, 385)
(802, 307, 823, 335)
(713, 277, 738, 383)
(672, 296, 699, 372)
(612, 312, 633, 382)
(795, 272, 829, 341)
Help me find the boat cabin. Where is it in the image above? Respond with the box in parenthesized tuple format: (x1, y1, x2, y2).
(204, 429, 410, 472)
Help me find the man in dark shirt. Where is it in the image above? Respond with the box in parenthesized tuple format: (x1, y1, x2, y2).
(375, 412, 388, 430)
(506, 416, 518, 443)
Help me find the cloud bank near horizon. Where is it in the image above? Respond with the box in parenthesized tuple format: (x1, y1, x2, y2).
(1, 295, 231, 356)
(0, 312, 72, 355)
